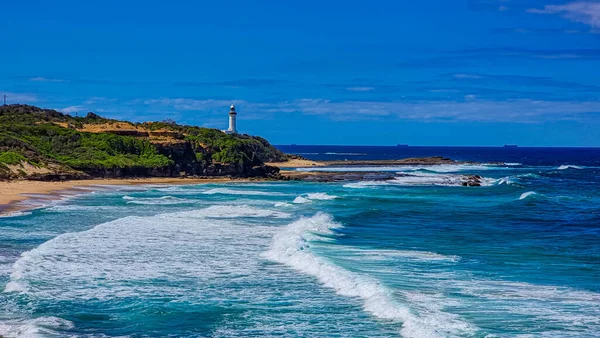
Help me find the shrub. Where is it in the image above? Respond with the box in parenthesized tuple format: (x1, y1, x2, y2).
(0, 151, 27, 165)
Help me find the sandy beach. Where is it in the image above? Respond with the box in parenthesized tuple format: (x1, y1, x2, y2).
(0, 177, 236, 216)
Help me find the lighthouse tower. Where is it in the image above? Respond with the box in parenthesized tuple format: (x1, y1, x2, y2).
(226, 104, 238, 134)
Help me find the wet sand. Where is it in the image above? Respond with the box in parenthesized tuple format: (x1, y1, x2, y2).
(266, 159, 325, 168)
(0, 177, 236, 216)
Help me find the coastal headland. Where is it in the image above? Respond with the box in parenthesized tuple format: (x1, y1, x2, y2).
(0, 104, 484, 215)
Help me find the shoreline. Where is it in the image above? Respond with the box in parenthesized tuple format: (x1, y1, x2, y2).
(0, 177, 241, 216)
(1, 157, 484, 216)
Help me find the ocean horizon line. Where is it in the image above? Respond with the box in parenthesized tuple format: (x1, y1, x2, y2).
(276, 144, 600, 149)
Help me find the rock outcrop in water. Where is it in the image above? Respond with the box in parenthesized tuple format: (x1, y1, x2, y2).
(284, 171, 484, 186)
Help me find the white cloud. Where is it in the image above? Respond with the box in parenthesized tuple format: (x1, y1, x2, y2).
(429, 89, 461, 93)
(142, 97, 600, 123)
(60, 105, 86, 114)
(84, 97, 117, 105)
(0, 92, 38, 103)
(29, 77, 65, 83)
(453, 73, 484, 79)
(346, 86, 375, 92)
(528, 1, 600, 29)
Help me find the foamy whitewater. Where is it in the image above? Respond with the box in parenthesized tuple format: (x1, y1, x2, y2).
(1, 146, 600, 337)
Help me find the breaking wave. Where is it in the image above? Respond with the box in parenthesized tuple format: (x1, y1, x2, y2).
(263, 213, 477, 338)
(202, 188, 284, 196)
(293, 193, 339, 203)
(343, 181, 390, 189)
(519, 191, 537, 200)
(557, 165, 582, 170)
(342, 173, 495, 188)
(165, 205, 291, 219)
(4, 204, 287, 299)
(0, 316, 74, 337)
(0, 211, 32, 218)
(123, 195, 195, 205)
(337, 247, 461, 263)
(293, 196, 311, 204)
(306, 193, 338, 200)
(391, 172, 494, 187)
(495, 177, 514, 185)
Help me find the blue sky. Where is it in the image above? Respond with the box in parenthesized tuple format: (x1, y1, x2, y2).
(2, 0, 600, 146)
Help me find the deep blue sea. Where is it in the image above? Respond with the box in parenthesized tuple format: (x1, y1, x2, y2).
(1, 146, 599, 337)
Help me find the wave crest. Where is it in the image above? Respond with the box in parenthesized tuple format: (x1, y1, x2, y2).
(558, 165, 582, 170)
(293, 196, 311, 204)
(263, 213, 477, 337)
(123, 195, 194, 205)
(519, 191, 537, 200)
(306, 193, 338, 200)
(202, 188, 283, 196)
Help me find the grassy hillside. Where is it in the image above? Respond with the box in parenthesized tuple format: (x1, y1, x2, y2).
(0, 105, 286, 179)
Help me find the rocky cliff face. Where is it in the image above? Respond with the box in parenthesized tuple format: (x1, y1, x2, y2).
(0, 104, 285, 181)
(74, 141, 280, 179)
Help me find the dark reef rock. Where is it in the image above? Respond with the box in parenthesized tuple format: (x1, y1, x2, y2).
(462, 175, 483, 187)
(284, 171, 485, 187)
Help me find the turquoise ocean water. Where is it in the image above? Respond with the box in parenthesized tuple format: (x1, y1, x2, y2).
(0, 148, 599, 337)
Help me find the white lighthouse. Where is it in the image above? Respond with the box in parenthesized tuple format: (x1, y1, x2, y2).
(225, 104, 238, 134)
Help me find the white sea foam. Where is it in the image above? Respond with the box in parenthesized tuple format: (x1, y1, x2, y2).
(293, 196, 311, 204)
(324, 152, 367, 156)
(391, 173, 465, 186)
(495, 177, 514, 185)
(0, 316, 74, 338)
(343, 172, 495, 188)
(306, 193, 338, 200)
(390, 172, 495, 187)
(274, 202, 293, 207)
(263, 213, 477, 337)
(519, 191, 536, 200)
(202, 188, 284, 196)
(292, 193, 338, 203)
(0, 211, 32, 218)
(343, 181, 390, 189)
(557, 165, 582, 170)
(87, 184, 153, 191)
(41, 205, 122, 213)
(2, 205, 390, 336)
(4, 205, 284, 300)
(165, 205, 291, 219)
(451, 278, 600, 336)
(338, 247, 461, 263)
(123, 195, 195, 205)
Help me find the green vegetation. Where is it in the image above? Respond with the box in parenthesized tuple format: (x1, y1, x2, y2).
(139, 122, 286, 164)
(0, 123, 172, 170)
(0, 151, 27, 165)
(0, 104, 286, 179)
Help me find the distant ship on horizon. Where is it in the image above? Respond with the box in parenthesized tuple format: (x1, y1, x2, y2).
(503, 144, 518, 148)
